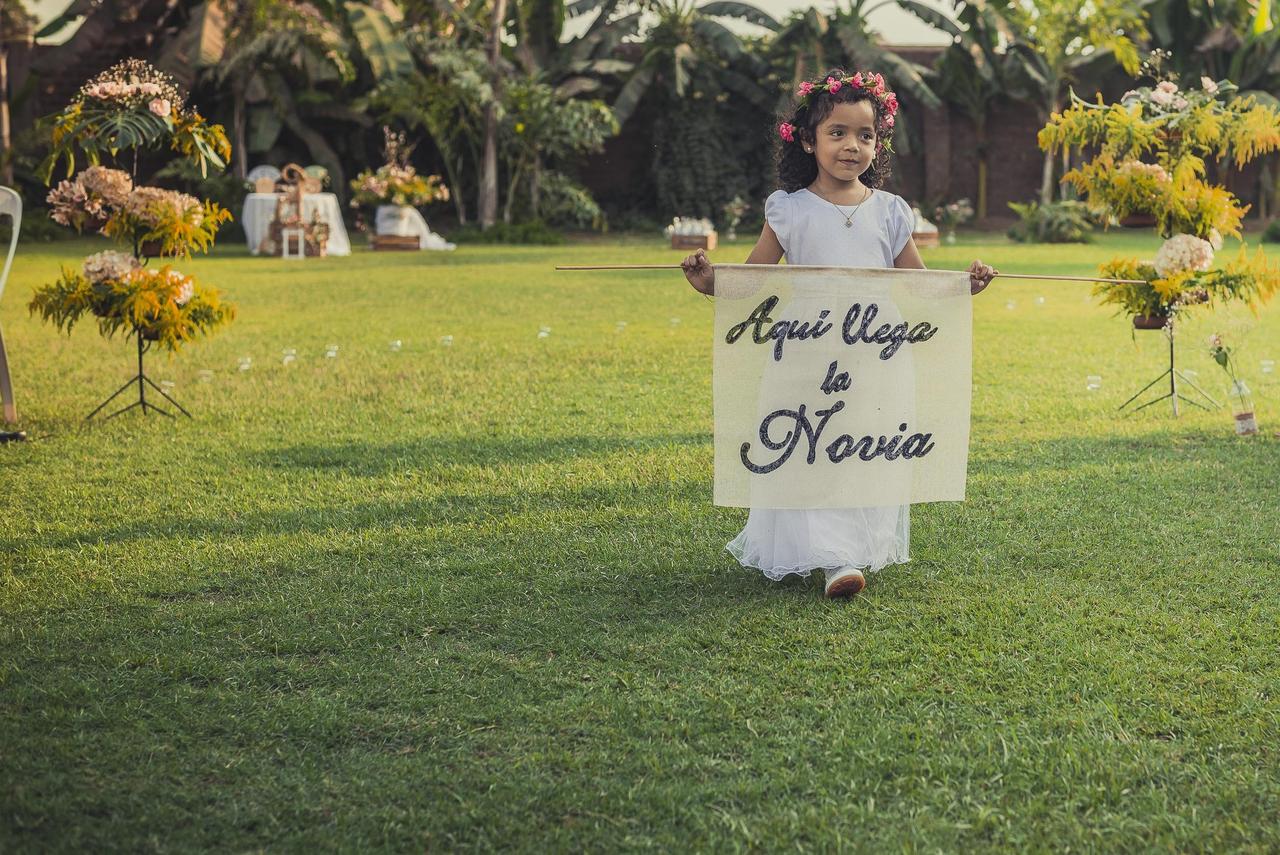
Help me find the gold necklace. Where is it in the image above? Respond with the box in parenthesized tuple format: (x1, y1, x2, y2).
(819, 186, 872, 228)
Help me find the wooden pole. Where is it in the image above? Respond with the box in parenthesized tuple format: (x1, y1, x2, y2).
(553, 265, 1146, 284)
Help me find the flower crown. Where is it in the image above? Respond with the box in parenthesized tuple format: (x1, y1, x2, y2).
(778, 72, 899, 144)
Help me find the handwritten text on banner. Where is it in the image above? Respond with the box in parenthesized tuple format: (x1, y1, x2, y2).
(713, 265, 972, 509)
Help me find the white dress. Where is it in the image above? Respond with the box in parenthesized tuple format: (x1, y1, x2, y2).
(726, 187, 917, 581)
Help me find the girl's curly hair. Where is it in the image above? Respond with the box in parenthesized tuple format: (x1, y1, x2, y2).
(776, 68, 894, 193)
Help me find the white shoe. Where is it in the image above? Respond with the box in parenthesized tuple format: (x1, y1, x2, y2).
(823, 567, 865, 598)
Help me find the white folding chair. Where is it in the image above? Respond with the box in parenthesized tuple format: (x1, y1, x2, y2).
(0, 186, 20, 424)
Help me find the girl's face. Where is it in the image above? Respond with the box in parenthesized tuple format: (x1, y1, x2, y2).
(806, 100, 878, 185)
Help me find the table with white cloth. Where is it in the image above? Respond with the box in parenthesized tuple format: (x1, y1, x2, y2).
(241, 192, 351, 256)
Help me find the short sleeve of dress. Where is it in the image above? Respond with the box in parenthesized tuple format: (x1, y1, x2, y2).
(889, 194, 914, 258)
(764, 190, 791, 255)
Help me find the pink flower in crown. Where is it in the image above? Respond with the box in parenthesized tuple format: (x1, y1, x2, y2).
(797, 81, 814, 97)
(884, 93, 899, 115)
(826, 76, 842, 93)
(884, 113, 895, 130)
(851, 72, 864, 88)
(778, 122, 796, 142)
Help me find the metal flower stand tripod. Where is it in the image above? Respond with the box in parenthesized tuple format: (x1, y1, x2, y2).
(1118, 325, 1220, 415)
(85, 330, 192, 420)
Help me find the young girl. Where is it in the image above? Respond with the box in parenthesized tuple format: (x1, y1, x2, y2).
(682, 69, 997, 599)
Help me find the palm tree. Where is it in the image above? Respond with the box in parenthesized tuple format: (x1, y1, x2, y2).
(611, 0, 775, 127)
(901, 0, 1023, 218)
(826, 0, 941, 114)
(998, 0, 1148, 203)
(159, 0, 413, 186)
(737, 0, 940, 154)
(766, 7, 830, 92)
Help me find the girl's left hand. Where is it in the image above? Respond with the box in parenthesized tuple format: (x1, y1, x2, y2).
(968, 259, 997, 295)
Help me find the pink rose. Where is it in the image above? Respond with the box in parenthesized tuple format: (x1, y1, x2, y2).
(1156, 80, 1179, 94)
(149, 98, 171, 117)
(797, 81, 814, 97)
(826, 76, 841, 93)
(851, 72, 864, 88)
(1201, 76, 1218, 94)
(884, 114, 895, 129)
(884, 93, 899, 114)
(778, 122, 795, 142)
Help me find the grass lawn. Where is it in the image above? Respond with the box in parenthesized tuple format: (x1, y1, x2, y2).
(2, 229, 1279, 851)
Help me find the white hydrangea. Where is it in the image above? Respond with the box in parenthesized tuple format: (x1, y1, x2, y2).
(1153, 234, 1214, 277)
(82, 250, 140, 284)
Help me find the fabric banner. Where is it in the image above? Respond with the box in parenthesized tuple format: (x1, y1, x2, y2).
(713, 264, 972, 509)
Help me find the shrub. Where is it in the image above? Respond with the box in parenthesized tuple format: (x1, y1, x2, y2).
(1263, 218, 1280, 243)
(451, 220, 564, 245)
(1007, 200, 1093, 243)
(538, 172, 604, 230)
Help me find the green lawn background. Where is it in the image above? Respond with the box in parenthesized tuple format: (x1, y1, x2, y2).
(1, 231, 1278, 851)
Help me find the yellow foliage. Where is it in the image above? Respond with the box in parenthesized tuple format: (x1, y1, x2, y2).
(1221, 99, 1280, 166)
(1152, 271, 1194, 300)
(28, 265, 235, 352)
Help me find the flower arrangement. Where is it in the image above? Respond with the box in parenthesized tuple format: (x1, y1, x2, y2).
(665, 217, 715, 237)
(42, 59, 230, 180)
(1207, 332, 1259, 433)
(779, 71, 899, 151)
(29, 58, 236, 403)
(933, 198, 974, 237)
(106, 187, 229, 257)
(722, 196, 749, 239)
(1097, 244, 1280, 324)
(349, 128, 450, 210)
(47, 166, 133, 231)
(29, 262, 233, 350)
(1039, 64, 1280, 326)
(47, 176, 231, 257)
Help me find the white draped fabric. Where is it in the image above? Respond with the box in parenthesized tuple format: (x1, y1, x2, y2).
(374, 205, 456, 251)
(241, 193, 351, 256)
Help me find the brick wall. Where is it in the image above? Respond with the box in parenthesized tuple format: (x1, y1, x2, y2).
(581, 43, 1268, 225)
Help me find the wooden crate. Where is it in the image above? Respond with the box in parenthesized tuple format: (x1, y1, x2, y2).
(671, 232, 717, 251)
(372, 234, 421, 251)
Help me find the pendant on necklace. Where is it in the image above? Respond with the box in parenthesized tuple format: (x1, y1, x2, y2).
(844, 220, 852, 228)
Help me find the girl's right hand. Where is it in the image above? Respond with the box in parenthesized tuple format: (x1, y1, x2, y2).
(682, 249, 715, 295)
